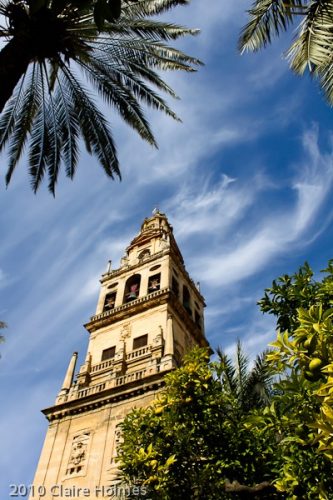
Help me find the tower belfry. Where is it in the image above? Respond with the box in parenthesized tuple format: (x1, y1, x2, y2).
(30, 211, 209, 498)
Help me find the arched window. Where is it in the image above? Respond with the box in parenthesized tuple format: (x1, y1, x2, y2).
(123, 274, 141, 303)
(148, 273, 161, 293)
(103, 292, 116, 311)
(183, 285, 192, 316)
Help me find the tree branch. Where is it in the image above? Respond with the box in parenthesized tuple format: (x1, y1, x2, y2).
(224, 479, 276, 496)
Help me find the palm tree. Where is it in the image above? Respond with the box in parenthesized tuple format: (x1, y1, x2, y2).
(216, 340, 274, 412)
(0, 321, 6, 352)
(239, 0, 333, 105)
(0, 0, 200, 193)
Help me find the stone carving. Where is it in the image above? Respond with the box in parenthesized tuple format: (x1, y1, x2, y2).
(153, 326, 163, 346)
(111, 425, 123, 464)
(66, 432, 90, 475)
(120, 323, 131, 341)
(70, 441, 86, 465)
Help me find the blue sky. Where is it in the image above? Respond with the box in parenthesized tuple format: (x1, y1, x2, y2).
(1, 0, 333, 494)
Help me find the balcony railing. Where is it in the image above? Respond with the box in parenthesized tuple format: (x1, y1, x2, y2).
(91, 287, 170, 322)
(66, 366, 157, 402)
(115, 369, 147, 386)
(91, 358, 114, 373)
(77, 382, 106, 399)
(126, 346, 150, 361)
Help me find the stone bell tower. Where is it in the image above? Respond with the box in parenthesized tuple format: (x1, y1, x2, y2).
(30, 211, 209, 499)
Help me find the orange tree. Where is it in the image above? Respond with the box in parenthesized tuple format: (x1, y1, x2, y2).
(252, 262, 333, 499)
(117, 347, 277, 499)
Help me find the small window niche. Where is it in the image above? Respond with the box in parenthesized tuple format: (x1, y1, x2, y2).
(195, 310, 201, 329)
(148, 273, 161, 293)
(103, 292, 116, 312)
(183, 285, 192, 316)
(133, 334, 148, 350)
(138, 249, 150, 260)
(101, 346, 116, 361)
(124, 274, 141, 303)
(172, 277, 179, 298)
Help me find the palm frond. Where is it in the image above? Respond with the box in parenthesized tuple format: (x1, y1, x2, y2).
(245, 349, 274, 408)
(28, 63, 49, 193)
(216, 342, 274, 412)
(0, 72, 27, 151)
(107, 19, 199, 42)
(287, 0, 333, 74)
(86, 54, 180, 118)
(77, 58, 157, 146)
(43, 62, 62, 195)
(122, 0, 189, 18)
(54, 75, 80, 180)
(216, 346, 238, 395)
(6, 63, 42, 185)
(91, 38, 202, 74)
(60, 63, 120, 179)
(239, 0, 305, 53)
(319, 61, 333, 105)
(0, 0, 201, 192)
(236, 340, 249, 389)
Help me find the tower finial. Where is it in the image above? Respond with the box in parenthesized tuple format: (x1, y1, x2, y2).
(61, 352, 78, 392)
(152, 207, 160, 215)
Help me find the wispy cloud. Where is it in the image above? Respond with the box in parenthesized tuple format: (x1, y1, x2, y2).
(178, 127, 333, 286)
(1, 0, 333, 492)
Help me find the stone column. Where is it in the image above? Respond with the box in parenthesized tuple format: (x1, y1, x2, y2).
(161, 315, 176, 370)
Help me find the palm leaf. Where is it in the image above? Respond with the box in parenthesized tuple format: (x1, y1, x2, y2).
(235, 339, 249, 401)
(78, 58, 157, 146)
(122, 0, 189, 18)
(287, 0, 333, 74)
(60, 63, 120, 179)
(239, 0, 305, 53)
(216, 346, 238, 395)
(109, 19, 199, 42)
(54, 75, 80, 180)
(0, 0, 201, 192)
(0, 72, 27, 150)
(6, 63, 42, 185)
(28, 64, 50, 193)
(85, 53, 181, 116)
(216, 343, 274, 411)
(245, 350, 274, 408)
(319, 61, 333, 105)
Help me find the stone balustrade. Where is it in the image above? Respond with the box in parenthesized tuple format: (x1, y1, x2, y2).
(115, 369, 147, 386)
(126, 346, 150, 360)
(90, 358, 114, 373)
(91, 287, 171, 322)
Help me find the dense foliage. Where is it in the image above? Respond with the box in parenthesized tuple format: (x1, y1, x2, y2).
(118, 346, 277, 499)
(0, 0, 199, 193)
(240, 0, 333, 106)
(117, 262, 333, 499)
(255, 261, 333, 498)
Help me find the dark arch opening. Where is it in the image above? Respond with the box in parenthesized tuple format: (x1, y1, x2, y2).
(124, 274, 141, 303)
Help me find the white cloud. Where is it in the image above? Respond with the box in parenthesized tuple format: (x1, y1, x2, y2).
(184, 127, 333, 286)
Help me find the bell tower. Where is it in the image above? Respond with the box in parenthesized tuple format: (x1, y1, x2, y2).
(30, 211, 209, 499)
